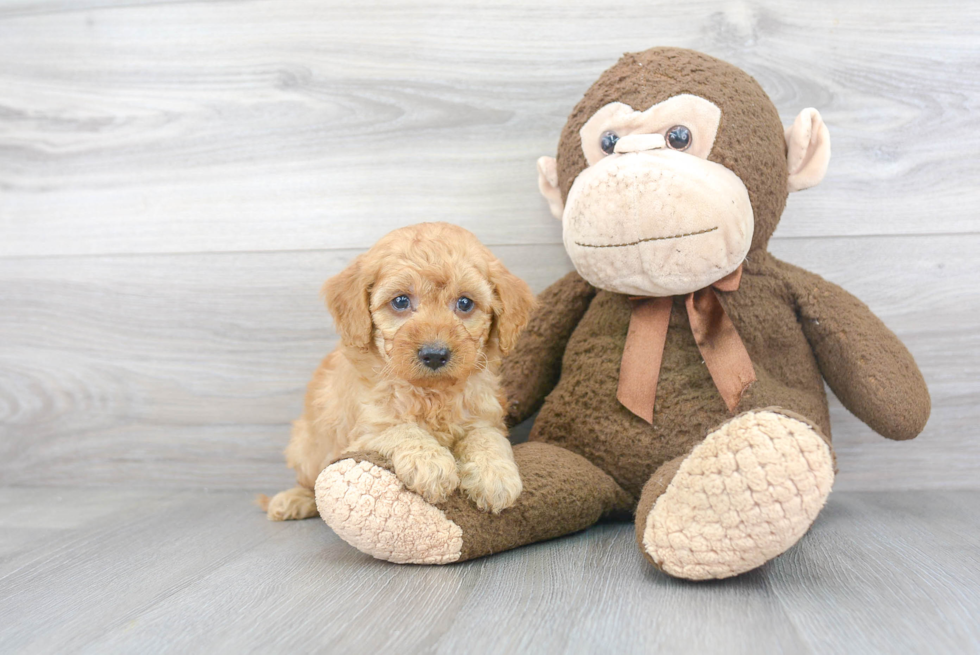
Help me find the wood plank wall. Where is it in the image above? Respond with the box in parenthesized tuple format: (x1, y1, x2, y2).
(1, 0, 977, 491)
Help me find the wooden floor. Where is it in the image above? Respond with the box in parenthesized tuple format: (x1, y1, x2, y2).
(0, 487, 977, 654)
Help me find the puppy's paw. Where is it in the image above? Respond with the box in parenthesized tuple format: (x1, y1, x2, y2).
(264, 487, 318, 521)
(391, 446, 460, 505)
(459, 457, 522, 514)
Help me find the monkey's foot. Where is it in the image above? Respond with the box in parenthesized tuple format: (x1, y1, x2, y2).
(315, 455, 463, 564)
(640, 409, 834, 580)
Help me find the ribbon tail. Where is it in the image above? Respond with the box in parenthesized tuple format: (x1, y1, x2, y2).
(686, 288, 756, 412)
(617, 297, 673, 424)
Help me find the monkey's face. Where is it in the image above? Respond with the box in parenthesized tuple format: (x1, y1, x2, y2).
(560, 94, 753, 297)
(539, 48, 832, 295)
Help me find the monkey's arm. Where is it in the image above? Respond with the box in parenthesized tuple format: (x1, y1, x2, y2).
(775, 258, 930, 440)
(500, 270, 596, 426)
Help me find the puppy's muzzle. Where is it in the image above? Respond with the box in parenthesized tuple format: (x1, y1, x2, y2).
(418, 343, 452, 370)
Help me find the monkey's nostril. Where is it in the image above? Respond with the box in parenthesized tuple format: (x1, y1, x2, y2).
(418, 344, 452, 371)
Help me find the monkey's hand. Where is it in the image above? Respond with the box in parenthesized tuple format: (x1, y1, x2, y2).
(779, 259, 930, 441)
(500, 271, 597, 426)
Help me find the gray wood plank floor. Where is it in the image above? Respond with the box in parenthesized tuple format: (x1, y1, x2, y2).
(0, 487, 977, 654)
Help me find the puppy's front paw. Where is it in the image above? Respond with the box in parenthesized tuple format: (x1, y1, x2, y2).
(391, 446, 460, 504)
(459, 458, 522, 514)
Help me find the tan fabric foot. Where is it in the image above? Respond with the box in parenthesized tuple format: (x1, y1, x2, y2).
(642, 410, 834, 580)
(315, 458, 463, 565)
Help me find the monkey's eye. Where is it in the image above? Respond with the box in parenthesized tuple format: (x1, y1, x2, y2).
(600, 131, 620, 155)
(391, 295, 411, 311)
(666, 125, 692, 151)
(456, 296, 474, 313)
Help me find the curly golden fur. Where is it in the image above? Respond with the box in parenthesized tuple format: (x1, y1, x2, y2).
(260, 223, 536, 520)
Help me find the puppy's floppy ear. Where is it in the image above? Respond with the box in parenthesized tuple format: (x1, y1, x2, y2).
(488, 258, 537, 355)
(322, 255, 374, 350)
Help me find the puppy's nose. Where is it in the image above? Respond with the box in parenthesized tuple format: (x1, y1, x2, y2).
(418, 344, 452, 370)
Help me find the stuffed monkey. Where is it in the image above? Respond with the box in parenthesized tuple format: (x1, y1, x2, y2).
(314, 47, 930, 579)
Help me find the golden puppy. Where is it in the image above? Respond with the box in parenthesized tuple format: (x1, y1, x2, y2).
(260, 222, 536, 521)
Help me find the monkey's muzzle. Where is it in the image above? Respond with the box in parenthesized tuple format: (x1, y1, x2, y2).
(562, 150, 754, 297)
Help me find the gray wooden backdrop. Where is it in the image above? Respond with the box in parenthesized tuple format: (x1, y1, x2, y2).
(1, 0, 978, 493)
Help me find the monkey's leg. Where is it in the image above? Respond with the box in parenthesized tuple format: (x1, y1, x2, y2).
(635, 408, 835, 580)
(315, 442, 632, 564)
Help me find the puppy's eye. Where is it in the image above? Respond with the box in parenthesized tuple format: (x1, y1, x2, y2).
(456, 297, 474, 313)
(390, 295, 411, 311)
(666, 125, 692, 151)
(600, 131, 620, 155)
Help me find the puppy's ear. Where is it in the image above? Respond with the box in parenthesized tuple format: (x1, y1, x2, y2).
(322, 255, 374, 350)
(488, 259, 537, 355)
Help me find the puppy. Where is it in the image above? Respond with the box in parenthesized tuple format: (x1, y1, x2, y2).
(260, 222, 536, 521)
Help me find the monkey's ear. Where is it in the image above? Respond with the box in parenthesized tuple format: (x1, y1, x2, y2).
(322, 256, 374, 350)
(537, 156, 564, 220)
(785, 108, 831, 193)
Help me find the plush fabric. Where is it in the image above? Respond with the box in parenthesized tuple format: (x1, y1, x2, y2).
(316, 453, 464, 564)
(639, 409, 834, 580)
(555, 47, 790, 254)
(561, 149, 754, 296)
(579, 94, 722, 163)
(617, 265, 756, 423)
(315, 442, 632, 563)
(785, 108, 831, 192)
(317, 47, 930, 580)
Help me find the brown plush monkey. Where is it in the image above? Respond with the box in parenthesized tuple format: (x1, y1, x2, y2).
(315, 47, 930, 579)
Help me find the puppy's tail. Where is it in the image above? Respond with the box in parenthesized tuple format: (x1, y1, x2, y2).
(255, 494, 271, 512)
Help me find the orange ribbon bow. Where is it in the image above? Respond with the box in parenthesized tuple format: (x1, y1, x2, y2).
(616, 265, 756, 424)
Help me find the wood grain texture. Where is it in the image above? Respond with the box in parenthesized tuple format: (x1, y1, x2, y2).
(1, 0, 979, 258)
(0, 488, 977, 654)
(0, 0, 978, 493)
(0, 489, 273, 653)
(0, 245, 573, 490)
(0, 487, 179, 575)
(0, 235, 977, 490)
(769, 492, 980, 653)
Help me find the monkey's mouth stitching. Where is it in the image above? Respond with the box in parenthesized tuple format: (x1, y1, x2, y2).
(575, 226, 718, 248)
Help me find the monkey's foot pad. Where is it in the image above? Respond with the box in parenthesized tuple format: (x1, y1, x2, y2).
(642, 410, 834, 580)
(315, 458, 463, 564)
